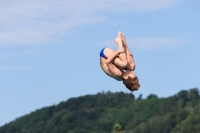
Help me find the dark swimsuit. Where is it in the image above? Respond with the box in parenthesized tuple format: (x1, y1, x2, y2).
(100, 47, 107, 59)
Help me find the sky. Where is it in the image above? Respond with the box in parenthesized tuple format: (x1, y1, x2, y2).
(0, 0, 200, 126)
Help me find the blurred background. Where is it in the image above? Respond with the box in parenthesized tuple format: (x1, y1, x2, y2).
(0, 0, 199, 126)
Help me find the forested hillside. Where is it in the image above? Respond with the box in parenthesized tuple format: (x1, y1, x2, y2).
(0, 88, 200, 133)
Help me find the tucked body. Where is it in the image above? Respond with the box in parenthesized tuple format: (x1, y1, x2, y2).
(99, 32, 140, 91)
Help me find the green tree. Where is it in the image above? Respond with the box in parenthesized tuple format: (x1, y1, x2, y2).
(111, 124, 125, 133)
(147, 94, 158, 99)
(1, 89, 200, 133)
(137, 94, 142, 100)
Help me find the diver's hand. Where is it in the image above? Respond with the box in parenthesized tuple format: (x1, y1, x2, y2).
(117, 47, 125, 54)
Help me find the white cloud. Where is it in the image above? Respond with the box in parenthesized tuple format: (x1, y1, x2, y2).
(0, 49, 53, 60)
(0, 0, 180, 46)
(0, 51, 19, 60)
(0, 65, 32, 70)
(127, 37, 186, 50)
(101, 37, 186, 50)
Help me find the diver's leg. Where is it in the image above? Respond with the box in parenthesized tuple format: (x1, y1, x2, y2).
(104, 48, 127, 68)
(122, 33, 132, 56)
(103, 32, 129, 69)
(121, 33, 135, 70)
(114, 32, 128, 68)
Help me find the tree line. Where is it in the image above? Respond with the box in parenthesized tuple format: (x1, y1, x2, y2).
(0, 88, 200, 133)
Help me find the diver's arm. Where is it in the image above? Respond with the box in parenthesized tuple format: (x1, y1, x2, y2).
(127, 53, 135, 71)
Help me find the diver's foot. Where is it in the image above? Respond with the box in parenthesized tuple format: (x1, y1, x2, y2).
(114, 31, 123, 45)
(122, 33, 127, 47)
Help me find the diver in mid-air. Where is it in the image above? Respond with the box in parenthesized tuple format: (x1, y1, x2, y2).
(100, 31, 140, 91)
